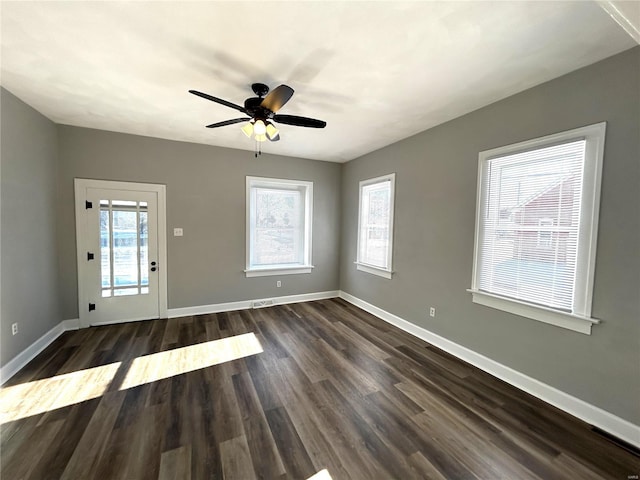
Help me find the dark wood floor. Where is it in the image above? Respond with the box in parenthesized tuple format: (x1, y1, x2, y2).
(2, 298, 639, 479)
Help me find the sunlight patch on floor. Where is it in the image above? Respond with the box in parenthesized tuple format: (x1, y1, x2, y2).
(1, 332, 263, 424)
(0, 361, 121, 424)
(119, 332, 263, 390)
(307, 469, 333, 480)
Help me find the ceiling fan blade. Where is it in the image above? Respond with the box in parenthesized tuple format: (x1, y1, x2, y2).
(273, 114, 326, 128)
(206, 118, 249, 128)
(268, 133, 281, 142)
(260, 85, 294, 112)
(189, 90, 246, 113)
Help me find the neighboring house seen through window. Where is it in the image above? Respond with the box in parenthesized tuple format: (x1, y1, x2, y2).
(246, 177, 313, 277)
(469, 123, 606, 334)
(356, 173, 395, 279)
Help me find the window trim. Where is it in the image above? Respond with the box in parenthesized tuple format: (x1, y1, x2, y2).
(469, 122, 606, 334)
(245, 176, 313, 277)
(356, 173, 396, 279)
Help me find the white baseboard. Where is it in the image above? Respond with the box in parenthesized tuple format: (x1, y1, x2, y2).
(1, 319, 79, 384)
(168, 300, 253, 318)
(167, 290, 340, 318)
(338, 290, 640, 449)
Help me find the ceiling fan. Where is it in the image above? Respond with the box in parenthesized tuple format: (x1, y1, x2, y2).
(189, 83, 326, 144)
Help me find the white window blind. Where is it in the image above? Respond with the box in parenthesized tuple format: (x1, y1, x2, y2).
(471, 122, 605, 333)
(478, 140, 586, 310)
(356, 173, 395, 278)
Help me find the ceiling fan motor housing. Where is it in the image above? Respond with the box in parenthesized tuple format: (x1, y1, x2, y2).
(244, 97, 275, 121)
(251, 83, 270, 97)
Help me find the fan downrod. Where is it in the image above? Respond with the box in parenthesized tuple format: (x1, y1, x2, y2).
(251, 83, 269, 98)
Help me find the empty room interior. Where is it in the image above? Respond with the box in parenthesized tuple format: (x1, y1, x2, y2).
(1, 1, 639, 479)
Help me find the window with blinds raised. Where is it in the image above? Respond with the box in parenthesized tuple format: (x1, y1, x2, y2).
(245, 177, 313, 277)
(470, 123, 606, 334)
(356, 173, 396, 279)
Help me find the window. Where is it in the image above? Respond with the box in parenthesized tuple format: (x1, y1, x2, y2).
(470, 123, 606, 334)
(536, 218, 554, 249)
(356, 173, 396, 279)
(246, 177, 313, 277)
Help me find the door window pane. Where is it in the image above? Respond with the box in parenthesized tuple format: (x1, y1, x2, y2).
(140, 211, 149, 287)
(113, 209, 139, 287)
(100, 200, 150, 297)
(100, 209, 111, 288)
(114, 288, 139, 296)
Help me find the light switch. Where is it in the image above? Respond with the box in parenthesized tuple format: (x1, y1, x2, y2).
(173, 228, 184, 237)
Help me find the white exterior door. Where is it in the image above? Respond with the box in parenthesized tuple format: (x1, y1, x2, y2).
(75, 179, 167, 327)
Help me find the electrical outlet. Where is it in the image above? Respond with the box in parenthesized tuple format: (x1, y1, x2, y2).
(11, 323, 18, 335)
(429, 307, 436, 318)
(276, 280, 282, 288)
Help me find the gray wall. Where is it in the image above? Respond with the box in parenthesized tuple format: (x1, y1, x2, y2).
(57, 127, 341, 319)
(1, 89, 62, 366)
(2, 48, 638, 427)
(340, 47, 640, 424)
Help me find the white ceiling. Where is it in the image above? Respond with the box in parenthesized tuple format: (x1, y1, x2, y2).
(1, 1, 637, 163)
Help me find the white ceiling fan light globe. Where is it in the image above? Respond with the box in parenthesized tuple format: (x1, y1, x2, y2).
(253, 119, 267, 135)
(254, 133, 267, 142)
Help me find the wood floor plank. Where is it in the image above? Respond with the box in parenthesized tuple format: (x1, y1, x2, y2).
(2, 300, 638, 479)
(158, 444, 192, 480)
(314, 337, 379, 397)
(244, 354, 284, 412)
(279, 388, 353, 480)
(59, 390, 127, 480)
(407, 451, 449, 480)
(26, 398, 102, 479)
(280, 332, 330, 384)
(265, 406, 316, 480)
(311, 379, 418, 479)
(1, 418, 65, 480)
(232, 371, 287, 479)
(123, 404, 166, 480)
(219, 436, 255, 480)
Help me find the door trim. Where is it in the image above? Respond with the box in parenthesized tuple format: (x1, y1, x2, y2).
(74, 178, 168, 328)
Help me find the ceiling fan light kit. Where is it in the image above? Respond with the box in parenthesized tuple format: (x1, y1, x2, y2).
(189, 82, 326, 156)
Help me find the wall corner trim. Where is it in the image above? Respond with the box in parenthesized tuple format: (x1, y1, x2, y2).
(1, 319, 80, 384)
(338, 290, 640, 449)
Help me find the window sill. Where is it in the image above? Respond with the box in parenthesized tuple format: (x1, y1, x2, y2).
(245, 265, 314, 278)
(355, 262, 393, 279)
(467, 289, 599, 335)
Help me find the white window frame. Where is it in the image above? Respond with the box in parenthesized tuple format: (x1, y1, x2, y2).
(355, 173, 396, 279)
(469, 123, 606, 334)
(245, 176, 313, 277)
